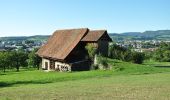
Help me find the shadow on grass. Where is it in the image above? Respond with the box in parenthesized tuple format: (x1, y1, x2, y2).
(0, 81, 53, 88)
(0, 73, 6, 75)
(154, 65, 170, 68)
(142, 63, 170, 68)
(0, 72, 113, 88)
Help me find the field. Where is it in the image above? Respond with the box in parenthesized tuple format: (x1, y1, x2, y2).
(0, 59, 170, 100)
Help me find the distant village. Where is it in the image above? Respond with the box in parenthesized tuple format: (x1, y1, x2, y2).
(0, 38, 170, 53)
(116, 40, 170, 52)
(0, 40, 46, 52)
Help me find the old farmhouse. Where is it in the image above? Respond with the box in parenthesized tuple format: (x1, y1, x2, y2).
(36, 28, 112, 72)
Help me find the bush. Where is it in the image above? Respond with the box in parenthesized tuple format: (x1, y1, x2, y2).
(109, 44, 132, 61)
(152, 42, 170, 62)
(163, 50, 170, 62)
(109, 44, 145, 64)
(91, 64, 99, 70)
(132, 52, 145, 64)
(28, 48, 41, 69)
(85, 44, 97, 61)
(97, 55, 109, 70)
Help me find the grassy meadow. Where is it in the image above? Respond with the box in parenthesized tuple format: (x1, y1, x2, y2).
(0, 59, 170, 100)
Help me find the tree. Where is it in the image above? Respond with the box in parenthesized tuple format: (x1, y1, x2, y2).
(153, 49, 164, 61)
(0, 50, 28, 72)
(11, 50, 28, 71)
(109, 44, 132, 61)
(28, 49, 41, 69)
(0, 52, 13, 72)
(85, 44, 97, 61)
(85, 44, 97, 70)
(132, 52, 145, 64)
(153, 42, 170, 62)
(0, 52, 7, 72)
(163, 50, 170, 62)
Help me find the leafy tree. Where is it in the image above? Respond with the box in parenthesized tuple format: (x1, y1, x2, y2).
(0, 52, 7, 72)
(153, 49, 164, 61)
(28, 49, 41, 70)
(109, 43, 145, 64)
(0, 50, 28, 72)
(123, 50, 133, 62)
(85, 44, 97, 70)
(144, 51, 153, 60)
(85, 44, 97, 61)
(153, 42, 170, 62)
(109, 44, 131, 61)
(163, 50, 170, 62)
(0, 52, 13, 72)
(132, 52, 145, 64)
(11, 50, 28, 71)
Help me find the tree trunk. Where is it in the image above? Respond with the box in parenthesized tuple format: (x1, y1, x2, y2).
(37, 65, 39, 70)
(16, 66, 19, 72)
(16, 60, 19, 72)
(3, 66, 5, 73)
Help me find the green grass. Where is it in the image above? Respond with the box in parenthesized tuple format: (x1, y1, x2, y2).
(0, 70, 114, 87)
(108, 59, 170, 74)
(0, 59, 170, 100)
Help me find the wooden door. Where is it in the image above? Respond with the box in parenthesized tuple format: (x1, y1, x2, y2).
(45, 62, 48, 70)
(50, 60, 55, 70)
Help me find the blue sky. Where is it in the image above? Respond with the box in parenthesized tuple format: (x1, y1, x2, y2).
(0, 0, 170, 36)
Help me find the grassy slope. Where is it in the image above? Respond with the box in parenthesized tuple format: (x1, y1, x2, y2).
(0, 59, 170, 100)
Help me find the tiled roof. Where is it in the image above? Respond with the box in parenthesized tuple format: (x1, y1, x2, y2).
(37, 28, 112, 60)
(81, 30, 112, 42)
(36, 28, 88, 60)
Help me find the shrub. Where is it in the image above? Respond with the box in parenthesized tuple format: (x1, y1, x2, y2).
(109, 44, 132, 61)
(85, 44, 97, 61)
(132, 52, 145, 64)
(91, 64, 99, 70)
(97, 55, 109, 70)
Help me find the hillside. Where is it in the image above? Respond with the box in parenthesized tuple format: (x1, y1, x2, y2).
(0, 35, 50, 41)
(110, 30, 170, 41)
(0, 59, 170, 100)
(1, 30, 170, 42)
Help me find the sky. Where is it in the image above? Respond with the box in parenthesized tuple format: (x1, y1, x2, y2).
(0, 0, 170, 37)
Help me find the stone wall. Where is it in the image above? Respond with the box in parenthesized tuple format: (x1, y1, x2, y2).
(55, 61, 71, 72)
(41, 59, 90, 72)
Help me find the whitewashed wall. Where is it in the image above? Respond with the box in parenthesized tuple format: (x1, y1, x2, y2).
(42, 58, 50, 70)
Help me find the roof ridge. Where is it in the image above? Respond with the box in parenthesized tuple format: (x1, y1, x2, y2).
(54, 28, 89, 31)
(90, 30, 107, 31)
(81, 30, 111, 42)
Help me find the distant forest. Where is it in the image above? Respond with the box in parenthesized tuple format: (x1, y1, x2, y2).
(110, 30, 170, 41)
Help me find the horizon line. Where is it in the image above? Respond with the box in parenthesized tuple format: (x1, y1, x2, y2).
(1, 29, 170, 37)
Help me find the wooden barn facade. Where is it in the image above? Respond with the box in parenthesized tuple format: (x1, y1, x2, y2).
(36, 28, 112, 72)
